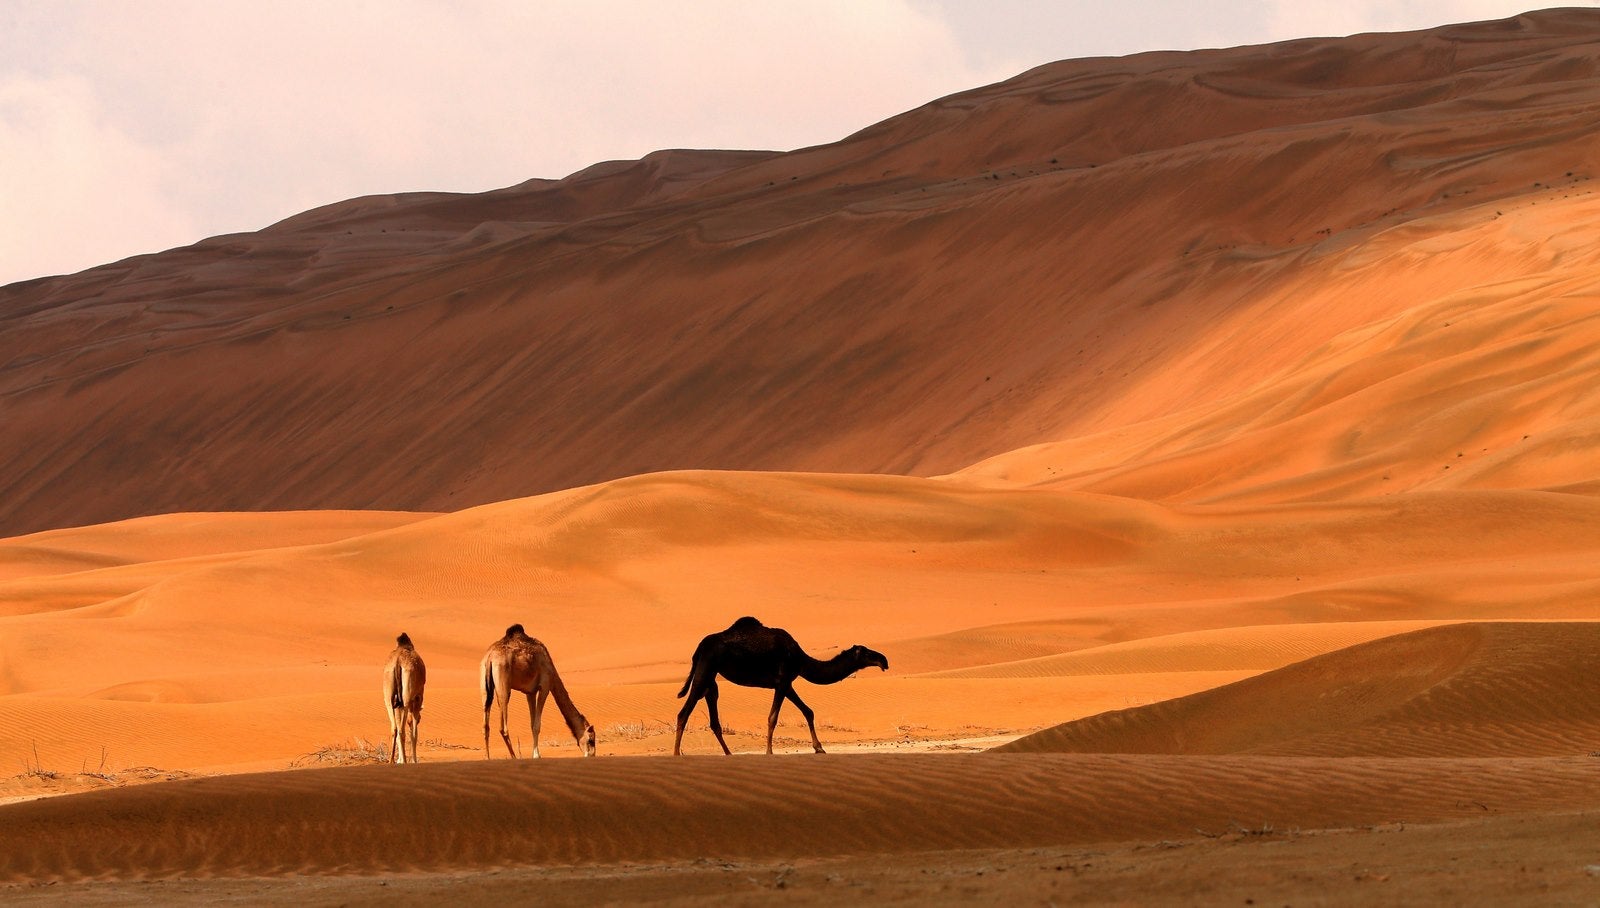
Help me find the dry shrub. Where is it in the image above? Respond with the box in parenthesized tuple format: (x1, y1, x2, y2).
(291, 736, 390, 767)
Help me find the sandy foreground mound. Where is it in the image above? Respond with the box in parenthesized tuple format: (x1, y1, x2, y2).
(4, 752, 1600, 884)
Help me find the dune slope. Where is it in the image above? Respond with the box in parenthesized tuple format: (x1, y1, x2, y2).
(998, 622, 1600, 757)
(4, 11, 1600, 534)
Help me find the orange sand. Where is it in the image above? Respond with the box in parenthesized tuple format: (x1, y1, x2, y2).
(5, 9, 1600, 905)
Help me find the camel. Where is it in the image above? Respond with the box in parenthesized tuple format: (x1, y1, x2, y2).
(382, 632, 426, 764)
(674, 616, 889, 755)
(480, 624, 596, 758)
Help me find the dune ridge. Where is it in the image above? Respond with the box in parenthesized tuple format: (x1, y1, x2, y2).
(914, 620, 1448, 679)
(998, 622, 1600, 757)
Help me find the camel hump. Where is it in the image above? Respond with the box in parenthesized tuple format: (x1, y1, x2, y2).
(505, 623, 525, 638)
(396, 632, 413, 648)
(729, 616, 764, 632)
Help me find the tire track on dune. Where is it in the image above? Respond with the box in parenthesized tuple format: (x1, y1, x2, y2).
(3, 752, 1600, 882)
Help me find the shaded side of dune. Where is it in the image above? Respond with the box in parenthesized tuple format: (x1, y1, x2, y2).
(997, 622, 1600, 757)
(2, 752, 1599, 882)
(4, 13, 1600, 536)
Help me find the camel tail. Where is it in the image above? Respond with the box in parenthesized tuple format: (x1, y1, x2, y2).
(481, 661, 495, 713)
(389, 661, 404, 710)
(677, 635, 713, 698)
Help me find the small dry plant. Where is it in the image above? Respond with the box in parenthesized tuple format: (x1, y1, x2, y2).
(608, 718, 674, 740)
(80, 745, 114, 781)
(291, 736, 390, 767)
(18, 742, 57, 780)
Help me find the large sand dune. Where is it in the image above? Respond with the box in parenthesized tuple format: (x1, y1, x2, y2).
(2, 10, 1599, 534)
(5, 9, 1600, 904)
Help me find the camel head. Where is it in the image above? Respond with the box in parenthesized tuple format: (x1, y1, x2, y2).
(582, 721, 597, 757)
(505, 623, 526, 638)
(396, 632, 413, 648)
(845, 645, 889, 673)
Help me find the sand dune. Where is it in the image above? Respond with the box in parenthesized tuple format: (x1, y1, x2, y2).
(5, 752, 1600, 883)
(0, 511, 428, 583)
(958, 192, 1600, 503)
(999, 622, 1600, 757)
(4, 10, 1600, 903)
(5, 12, 1600, 533)
(5, 472, 1600, 771)
(915, 620, 1448, 679)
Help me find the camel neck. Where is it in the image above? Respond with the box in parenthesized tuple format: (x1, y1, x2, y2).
(545, 667, 589, 741)
(797, 651, 859, 685)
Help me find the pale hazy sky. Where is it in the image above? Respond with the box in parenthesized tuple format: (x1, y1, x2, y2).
(0, 1, 1576, 287)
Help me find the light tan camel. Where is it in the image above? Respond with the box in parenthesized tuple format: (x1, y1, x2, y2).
(480, 624, 596, 758)
(382, 632, 426, 763)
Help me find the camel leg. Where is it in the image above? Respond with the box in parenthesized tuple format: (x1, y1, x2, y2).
(765, 687, 787, 755)
(389, 706, 405, 763)
(784, 687, 824, 754)
(408, 707, 422, 763)
(498, 705, 519, 758)
(674, 666, 714, 755)
(705, 679, 733, 755)
(482, 700, 493, 760)
(496, 678, 519, 759)
(673, 695, 697, 755)
(529, 689, 549, 759)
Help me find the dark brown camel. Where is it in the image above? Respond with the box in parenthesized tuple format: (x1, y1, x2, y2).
(674, 616, 888, 755)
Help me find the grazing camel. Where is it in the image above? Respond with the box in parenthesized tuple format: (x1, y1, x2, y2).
(481, 624, 596, 758)
(382, 632, 426, 764)
(674, 616, 889, 755)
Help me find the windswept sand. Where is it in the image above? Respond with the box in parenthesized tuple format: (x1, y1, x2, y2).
(6, 9, 1600, 905)
(6, 752, 1600, 882)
